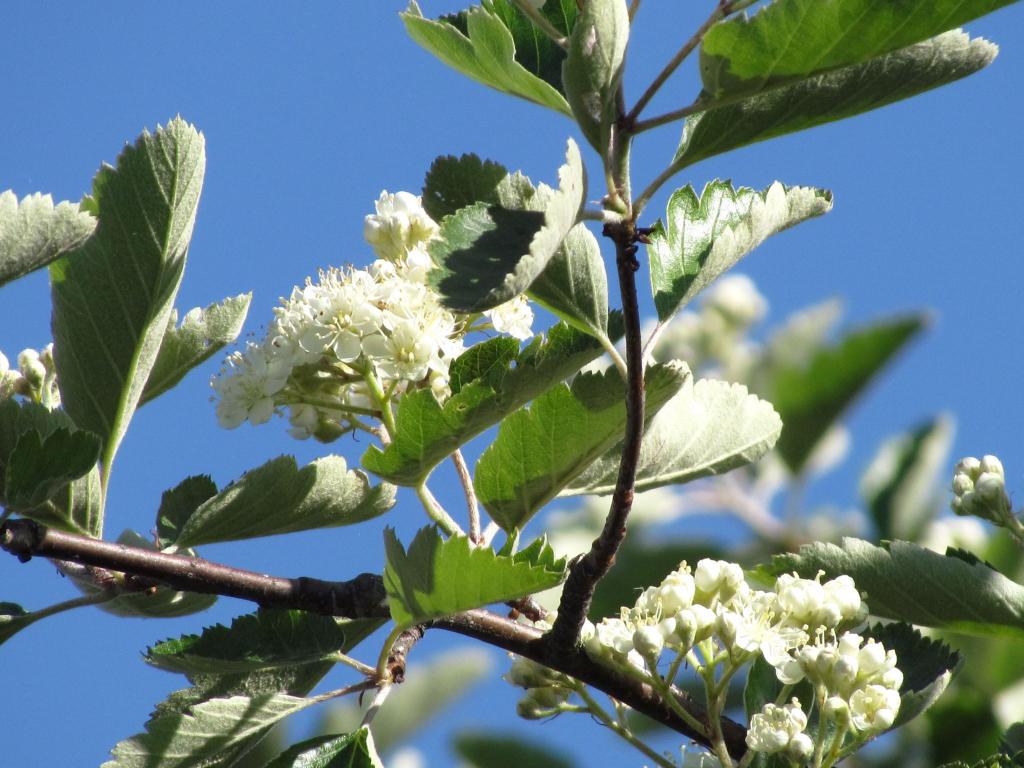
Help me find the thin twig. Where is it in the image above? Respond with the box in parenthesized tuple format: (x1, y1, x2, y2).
(415, 482, 465, 537)
(451, 450, 481, 543)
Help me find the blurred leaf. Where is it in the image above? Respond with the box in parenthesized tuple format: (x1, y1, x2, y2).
(562, 0, 629, 150)
(263, 728, 383, 768)
(861, 415, 955, 540)
(428, 139, 585, 312)
(172, 456, 396, 550)
(674, 31, 997, 171)
(141, 293, 252, 405)
(384, 528, 566, 628)
(455, 731, 575, 768)
(156, 475, 219, 550)
(401, 1, 571, 115)
(0, 601, 30, 646)
(0, 190, 96, 287)
(51, 117, 205, 477)
(765, 314, 926, 474)
(1001, 724, 1024, 756)
(476, 362, 688, 531)
(759, 537, 1024, 639)
(700, 0, 1014, 99)
(422, 153, 511, 221)
(758, 298, 844, 374)
(562, 377, 781, 495)
(867, 622, 962, 728)
(648, 181, 832, 322)
(528, 223, 609, 340)
(928, 687, 1003, 766)
(364, 319, 618, 485)
(145, 609, 383, 675)
(320, 648, 491, 754)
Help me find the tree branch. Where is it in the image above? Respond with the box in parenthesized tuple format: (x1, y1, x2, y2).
(0, 518, 747, 759)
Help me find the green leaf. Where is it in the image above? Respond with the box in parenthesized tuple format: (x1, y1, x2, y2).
(744, 654, 785, 721)
(562, 0, 629, 151)
(700, 0, 1014, 99)
(528, 222, 609, 339)
(562, 377, 781, 496)
(454, 732, 575, 768)
(26, 465, 103, 538)
(866, 621, 961, 729)
(401, 1, 571, 116)
(422, 153, 512, 222)
(146, 609, 382, 676)
(758, 537, 1024, 639)
(674, 30, 997, 171)
(363, 319, 618, 485)
(141, 293, 252, 406)
(50, 117, 205, 478)
(383, 527, 566, 628)
(429, 139, 585, 312)
(0, 601, 30, 646)
(156, 475, 219, 550)
(0, 190, 96, 288)
(171, 456, 396, 550)
(861, 415, 954, 540)
(318, 648, 492, 754)
(480, 0, 578, 92)
(263, 728, 383, 768)
(476, 362, 689, 531)
(765, 314, 925, 474)
(1001, 724, 1024, 757)
(648, 181, 832, 322)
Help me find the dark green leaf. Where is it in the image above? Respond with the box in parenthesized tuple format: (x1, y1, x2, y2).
(401, 1, 571, 115)
(156, 475, 219, 550)
(363, 318, 619, 485)
(700, 0, 1014, 99)
(766, 314, 926, 474)
(861, 415, 954, 540)
(421, 153, 511, 222)
(1001, 724, 1024, 756)
(0, 601, 30, 646)
(172, 456, 396, 550)
(562, 0, 629, 150)
(476, 362, 688, 531)
(648, 181, 832, 322)
(428, 139, 585, 312)
(383, 527, 566, 628)
(454, 731, 575, 768)
(4, 426, 100, 511)
(758, 537, 1024, 639)
(528, 223, 609, 339)
(50, 117, 205, 475)
(675, 31, 997, 171)
(263, 729, 383, 768)
(146, 609, 383, 676)
(0, 190, 96, 287)
(141, 293, 252, 406)
(563, 377, 781, 495)
(744, 654, 785, 721)
(479, 0, 577, 93)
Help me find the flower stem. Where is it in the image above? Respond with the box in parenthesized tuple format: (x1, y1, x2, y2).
(415, 482, 465, 537)
(451, 449, 482, 543)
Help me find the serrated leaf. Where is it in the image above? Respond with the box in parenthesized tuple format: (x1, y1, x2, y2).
(454, 732, 575, 768)
(866, 622, 961, 729)
(699, 0, 1014, 100)
(765, 314, 925, 474)
(263, 728, 383, 768)
(50, 117, 205, 480)
(141, 293, 252, 406)
(562, 377, 781, 496)
(528, 222, 609, 339)
(861, 415, 954, 540)
(758, 537, 1024, 639)
(401, 1, 571, 116)
(648, 181, 832, 322)
(172, 456, 396, 550)
(422, 153, 512, 222)
(428, 139, 585, 312)
(146, 609, 382, 676)
(674, 31, 998, 171)
(156, 475, 219, 550)
(383, 527, 566, 628)
(0, 190, 96, 287)
(0, 601, 30, 646)
(562, 0, 629, 151)
(476, 362, 689, 531)
(363, 319, 618, 485)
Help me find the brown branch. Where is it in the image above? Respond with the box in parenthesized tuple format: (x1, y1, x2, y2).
(386, 625, 426, 684)
(547, 221, 646, 652)
(0, 518, 747, 758)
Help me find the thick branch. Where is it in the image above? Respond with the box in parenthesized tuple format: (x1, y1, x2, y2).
(1, 518, 746, 758)
(548, 221, 646, 651)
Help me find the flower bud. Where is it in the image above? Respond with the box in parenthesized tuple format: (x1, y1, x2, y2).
(980, 455, 1005, 478)
(633, 625, 664, 660)
(787, 732, 814, 762)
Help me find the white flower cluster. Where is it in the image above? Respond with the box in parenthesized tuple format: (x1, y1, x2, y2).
(0, 345, 60, 407)
(212, 191, 534, 438)
(746, 698, 813, 760)
(951, 455, 1012, 525)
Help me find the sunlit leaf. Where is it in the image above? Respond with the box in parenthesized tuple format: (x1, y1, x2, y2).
(528, 223, 610, 340)
(0, 190, 95, 287)
(263, 728, 383, 768)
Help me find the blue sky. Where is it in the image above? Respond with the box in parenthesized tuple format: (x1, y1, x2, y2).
(1, 2, 1022, 765)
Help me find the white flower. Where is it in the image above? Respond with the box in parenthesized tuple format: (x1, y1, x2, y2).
(746, 699, 808, 755)
(694, 558, 744, 603)
(633, 625, 664, 659)
(849, 684, 901, 732)
(485, 295, 534, 340)
(212, 341, 291, 428)
(363, 190, 438, 261)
